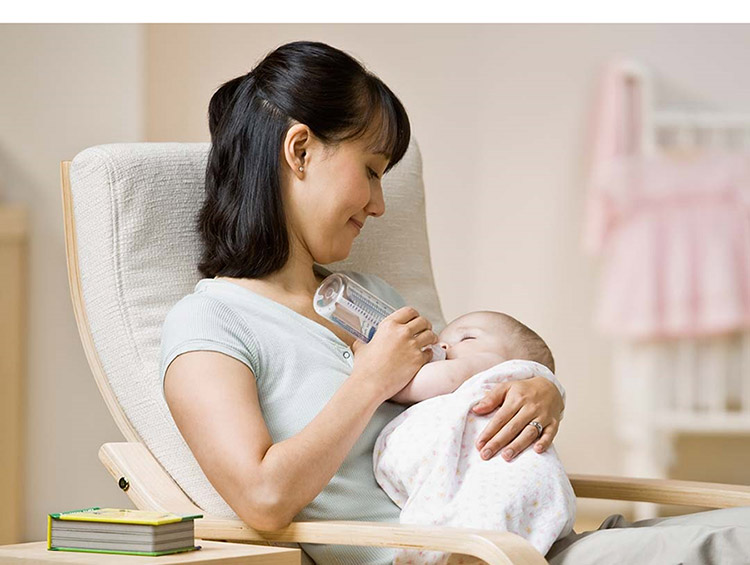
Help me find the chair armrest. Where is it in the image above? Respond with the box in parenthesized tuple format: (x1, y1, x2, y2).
(196, 517, 547, 565)
(569, 473, 750, 508)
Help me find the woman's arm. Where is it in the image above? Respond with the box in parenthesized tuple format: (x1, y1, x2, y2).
(164, 350, 385, 531)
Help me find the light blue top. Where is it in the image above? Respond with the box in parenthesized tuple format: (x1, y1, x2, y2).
(159, 265, 408, 564)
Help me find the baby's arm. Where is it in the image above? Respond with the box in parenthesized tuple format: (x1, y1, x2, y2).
(389, 353, 504, 405)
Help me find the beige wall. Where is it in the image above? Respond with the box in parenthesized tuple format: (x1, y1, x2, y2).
(0, 24, 144, 542)
(2, 23, 750, 543)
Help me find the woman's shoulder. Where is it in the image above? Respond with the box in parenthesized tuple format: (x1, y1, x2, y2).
(159, 280, 261, 381)
(163, 280, 240, 325)
(160, 280, 259, 352)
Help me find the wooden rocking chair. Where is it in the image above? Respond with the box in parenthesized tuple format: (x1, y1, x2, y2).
(60, 138, 750, 564)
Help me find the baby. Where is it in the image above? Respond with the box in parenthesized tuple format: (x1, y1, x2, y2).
(390, 310, 562, 405)
(373, 311, 576, 564)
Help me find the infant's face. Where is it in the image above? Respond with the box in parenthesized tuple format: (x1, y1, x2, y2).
(437, 312, 511, 361)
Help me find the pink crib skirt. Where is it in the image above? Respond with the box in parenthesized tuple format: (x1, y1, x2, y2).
(589, 152, 750, 339)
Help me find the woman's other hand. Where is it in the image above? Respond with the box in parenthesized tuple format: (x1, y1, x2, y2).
(471, 376, 564, 462)
(351, 307, 438, 403)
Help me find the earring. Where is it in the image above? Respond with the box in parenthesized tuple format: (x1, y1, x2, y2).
(298, 166, 304, 172)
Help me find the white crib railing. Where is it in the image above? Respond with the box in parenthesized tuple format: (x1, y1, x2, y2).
(653, 112, 750, 154)
(652, 333, 750, 429)
(607, 59, 750, 520)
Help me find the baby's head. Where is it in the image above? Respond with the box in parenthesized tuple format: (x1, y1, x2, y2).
(437, 311, 555, 373)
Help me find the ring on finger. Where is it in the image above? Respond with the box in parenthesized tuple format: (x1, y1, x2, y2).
(526, 420, 543, 438)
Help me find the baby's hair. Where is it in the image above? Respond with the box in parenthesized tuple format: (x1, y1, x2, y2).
(485, 311, 555, 373)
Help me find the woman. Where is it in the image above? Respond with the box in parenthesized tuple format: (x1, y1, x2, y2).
(161, 39, 563, 563)
(161, 40, 750, 564)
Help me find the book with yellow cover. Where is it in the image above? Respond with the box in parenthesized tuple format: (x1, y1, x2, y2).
(47, 507, 203, 556)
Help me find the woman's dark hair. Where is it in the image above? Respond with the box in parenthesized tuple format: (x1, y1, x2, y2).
(197, 40, 412, 279)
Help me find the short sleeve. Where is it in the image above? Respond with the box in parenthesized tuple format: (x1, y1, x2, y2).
(159, 293, 261, 399)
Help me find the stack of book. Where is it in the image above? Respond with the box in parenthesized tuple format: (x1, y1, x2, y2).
(47, 507, 203, 556)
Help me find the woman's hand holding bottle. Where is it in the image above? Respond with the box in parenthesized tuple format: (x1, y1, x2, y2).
(351, 307, 438, 403)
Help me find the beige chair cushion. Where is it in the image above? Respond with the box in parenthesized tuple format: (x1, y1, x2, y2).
(69, 135, 444, 562)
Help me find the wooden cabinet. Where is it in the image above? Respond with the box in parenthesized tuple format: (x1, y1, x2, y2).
(0, 205, 28, 545)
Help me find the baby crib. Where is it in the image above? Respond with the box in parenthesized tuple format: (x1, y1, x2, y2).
(594, 58, 750, 520)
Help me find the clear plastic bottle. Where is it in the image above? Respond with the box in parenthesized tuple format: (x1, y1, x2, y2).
(313, 273, 446, 362)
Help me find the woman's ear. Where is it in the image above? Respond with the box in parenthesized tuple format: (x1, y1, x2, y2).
(283, 123, 311, 177)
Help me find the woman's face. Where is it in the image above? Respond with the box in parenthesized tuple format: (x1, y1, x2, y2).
(283, 124, 389, 264)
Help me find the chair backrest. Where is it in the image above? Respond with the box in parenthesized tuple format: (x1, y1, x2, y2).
(63, 136, 445, 519)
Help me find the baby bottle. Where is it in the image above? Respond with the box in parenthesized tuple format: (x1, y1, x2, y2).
(313, 273, 446, 362)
